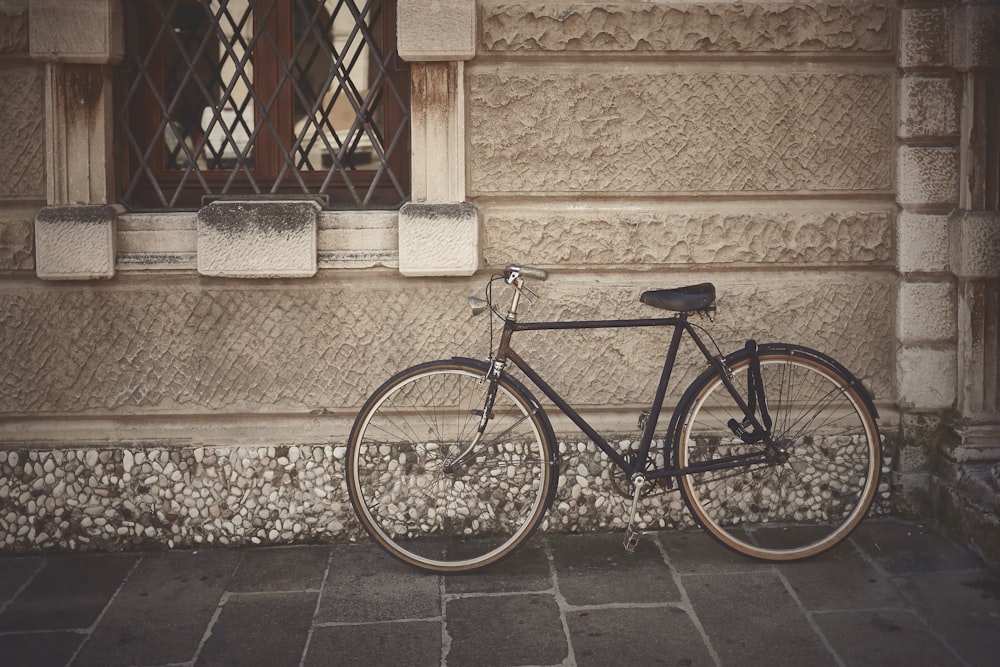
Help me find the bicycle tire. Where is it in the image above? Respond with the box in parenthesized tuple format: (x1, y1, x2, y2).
(346, 358, 557, 573)
(674, 345, 881, 560)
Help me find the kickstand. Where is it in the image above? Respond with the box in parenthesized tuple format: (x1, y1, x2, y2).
(623, 476, 647, 554)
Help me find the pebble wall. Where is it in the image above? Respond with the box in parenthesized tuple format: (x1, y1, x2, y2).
(0, 439, 893, 553)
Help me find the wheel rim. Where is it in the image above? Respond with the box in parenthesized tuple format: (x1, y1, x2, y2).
(677, 354, 880, 559)
(348, 366, 551, 572)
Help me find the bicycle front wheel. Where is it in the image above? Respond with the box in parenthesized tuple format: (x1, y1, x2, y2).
(675, 347, 881, 560)
(346, 359, 556, 573)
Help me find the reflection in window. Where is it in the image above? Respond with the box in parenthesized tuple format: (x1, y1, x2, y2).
(118, 0, 410, 210)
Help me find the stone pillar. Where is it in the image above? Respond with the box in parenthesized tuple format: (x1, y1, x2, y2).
(896, 0, 1000, 565)
(396, 0, 479, 276)
(30, 0, 123, 279)
(895, 1, 962, 512)
(949, 2, 1000, 465)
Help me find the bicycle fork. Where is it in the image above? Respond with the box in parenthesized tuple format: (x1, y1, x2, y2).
(442, 359, 505, 473)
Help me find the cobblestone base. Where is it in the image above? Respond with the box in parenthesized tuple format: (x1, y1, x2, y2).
(0, 440, 894, 553)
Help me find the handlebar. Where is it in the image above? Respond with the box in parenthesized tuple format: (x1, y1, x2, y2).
(504, 265, 548, 282)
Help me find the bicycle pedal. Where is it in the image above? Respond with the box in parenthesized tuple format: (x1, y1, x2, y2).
(623, 528, 640, 554)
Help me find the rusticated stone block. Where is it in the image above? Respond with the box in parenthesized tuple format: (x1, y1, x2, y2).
(197, 200, 319, 278)
(953, 3, 1000, 69)
(468, 70, 893, 195)
(897, 346, 956, 410)
(897, 281, 956, 344)
(484, 210, 892, 267)
(899, 6, 950, 69)
(899, 75, 959, 140)
(482, 2, 893, 53)
(0, 0, 28, 53)
(398, 202, 479, 276)
(898, 212, 950, 274)
(0, 66, 44, 199)
(0, 210, 34, 271)
(897, 146, 959, 207)
(34, 205, 117, 280)
(950, 210, 1000, 279)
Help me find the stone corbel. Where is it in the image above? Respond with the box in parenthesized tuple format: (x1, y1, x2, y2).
(197, 200, 320, 279)
(34, 204, 119, 280)
(398, 202, 479, 277)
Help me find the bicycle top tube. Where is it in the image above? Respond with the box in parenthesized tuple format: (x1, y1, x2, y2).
(485, 265, 767, 483)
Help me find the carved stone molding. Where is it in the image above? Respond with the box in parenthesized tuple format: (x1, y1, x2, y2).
(484, 210, 893, 267)
(481, 2, 893, 54)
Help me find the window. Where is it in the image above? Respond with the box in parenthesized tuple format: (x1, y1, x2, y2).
(117, 0, 409, 210)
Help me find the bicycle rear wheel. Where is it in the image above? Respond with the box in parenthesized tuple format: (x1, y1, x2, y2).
(674, 346, 881, 560)
(346, 359, 556, 573)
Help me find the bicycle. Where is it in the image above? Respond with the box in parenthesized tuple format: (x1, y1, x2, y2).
(346, 266, 882, 573)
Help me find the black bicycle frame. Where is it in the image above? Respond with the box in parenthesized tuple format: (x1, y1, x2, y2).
(492, 314, 776, 483)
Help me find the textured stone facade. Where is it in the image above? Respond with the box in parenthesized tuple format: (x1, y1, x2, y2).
(0, 66, 44, 200)
(0, 274, 894, 417)
(469, 70, 893, 195)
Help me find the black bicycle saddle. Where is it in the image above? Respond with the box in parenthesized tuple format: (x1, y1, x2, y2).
(640, 283, 716, 312)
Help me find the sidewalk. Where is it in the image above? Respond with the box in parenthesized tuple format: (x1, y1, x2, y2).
(1, 518, 998, 666)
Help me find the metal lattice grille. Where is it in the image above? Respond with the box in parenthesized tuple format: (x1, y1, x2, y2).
(117, 0, 409, 210)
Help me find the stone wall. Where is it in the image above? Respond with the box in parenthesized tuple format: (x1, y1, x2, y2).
(0, 0, 956, 555)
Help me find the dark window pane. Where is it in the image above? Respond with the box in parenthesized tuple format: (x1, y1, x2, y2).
(116, 0, 410, 210)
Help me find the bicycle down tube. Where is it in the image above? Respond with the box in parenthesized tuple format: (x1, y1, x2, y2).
(492, 315, 776, 483)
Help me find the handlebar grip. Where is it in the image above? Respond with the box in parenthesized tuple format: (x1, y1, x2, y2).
(505, 265, 548, 281)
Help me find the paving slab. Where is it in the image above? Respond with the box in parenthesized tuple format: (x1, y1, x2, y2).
(72, 550, 240, 667)
(0, 631, 85, 667)
(0, 554, 137, 632)
(549, 532, 680, 606)
(445, 593, 567, 666)
(566, 605, 715, 667)
(317, 543, 440, 623)
(893, 570, 1000, 667)
(196, 591, 318, 667)
(683, 570, 834, 666)
(444, 537, 553, 595)
(657, 529, 775, 576)
(0, 557, 43, 609)
(813, 609, 962, 666)
(228, 544, 330, 592)
(306, 621, 442, 667)
(780, 541, 905, 611)
(851, 519, 982, 575)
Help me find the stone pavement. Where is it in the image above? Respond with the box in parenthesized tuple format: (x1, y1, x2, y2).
(1, 518, 998, 667)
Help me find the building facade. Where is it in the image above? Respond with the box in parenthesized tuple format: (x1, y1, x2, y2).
(0, 1, 998, 563)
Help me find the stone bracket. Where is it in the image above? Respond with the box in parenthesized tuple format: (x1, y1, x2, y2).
(34, 204, 119, 280)
(197, 200, 319, 278)
(398, 202, 479, 276)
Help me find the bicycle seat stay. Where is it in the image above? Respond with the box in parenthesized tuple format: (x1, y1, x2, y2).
(640, 283, 716, 312)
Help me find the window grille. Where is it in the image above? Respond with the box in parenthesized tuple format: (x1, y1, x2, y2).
(117, 0, 410, 210)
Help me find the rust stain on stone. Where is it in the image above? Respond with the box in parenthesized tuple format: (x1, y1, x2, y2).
(65, 65, 103, 115)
